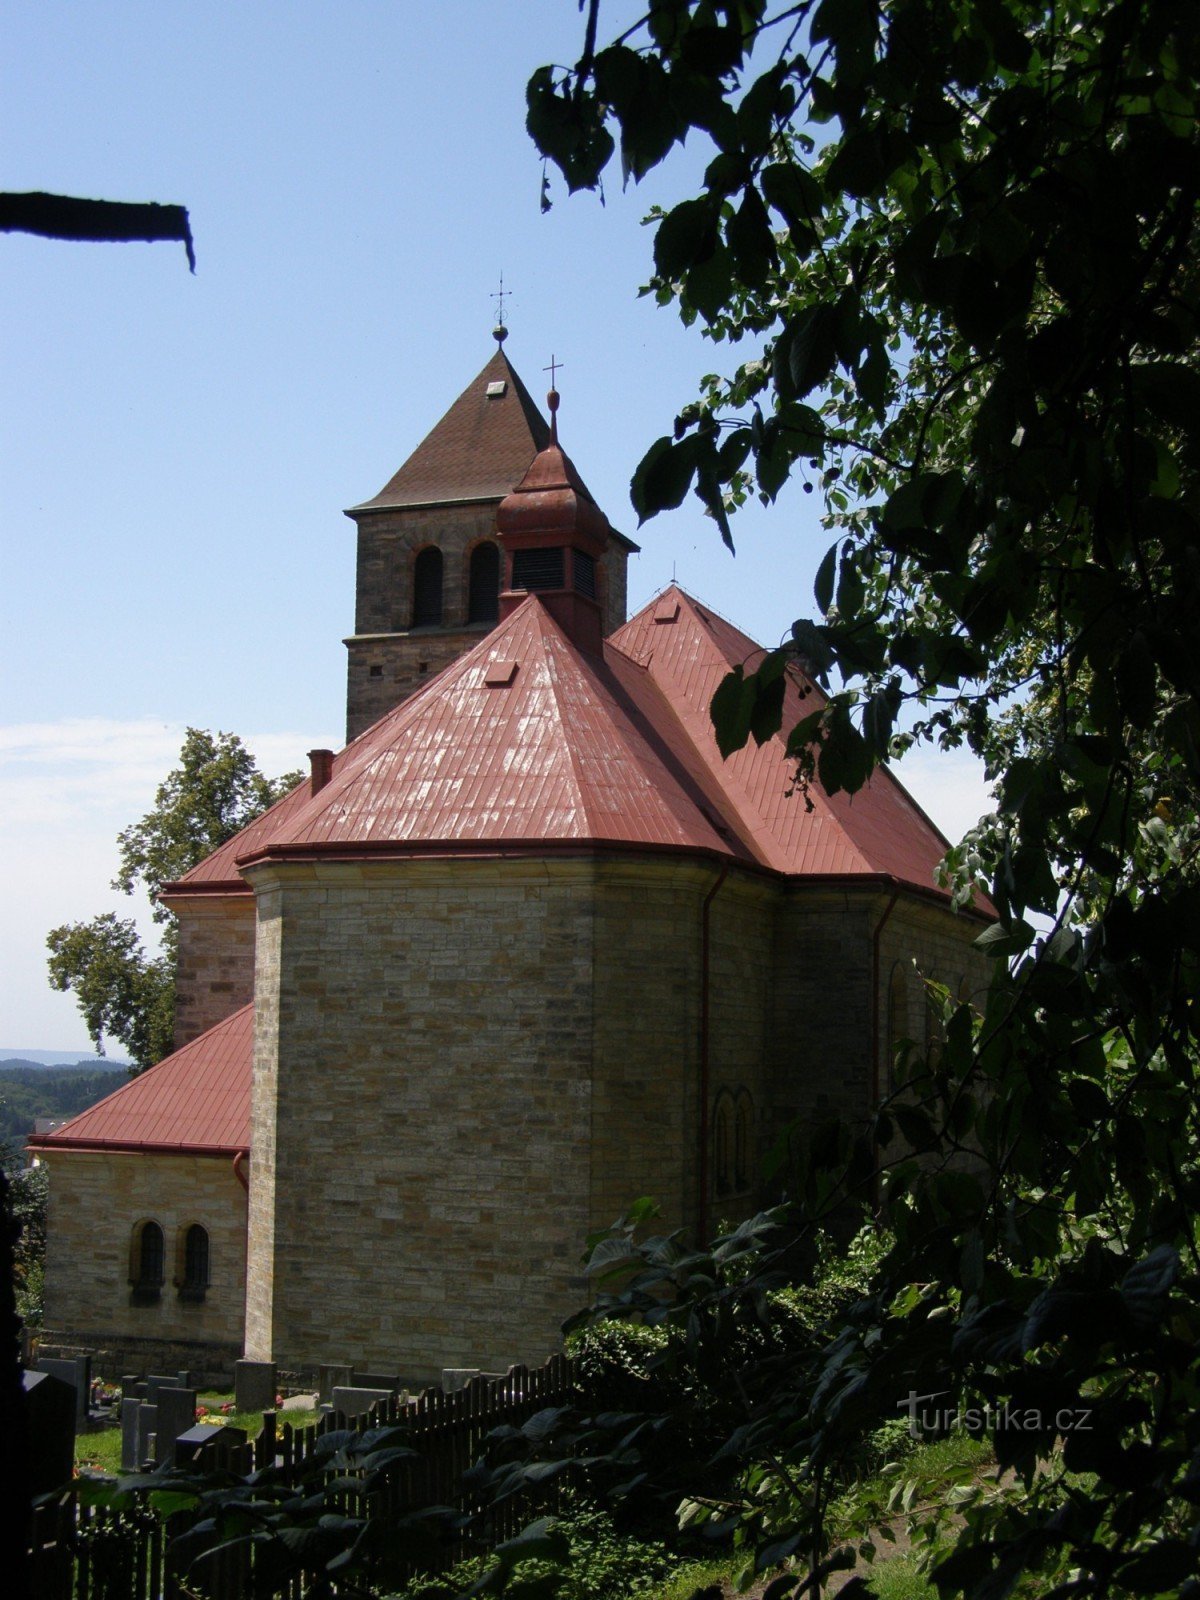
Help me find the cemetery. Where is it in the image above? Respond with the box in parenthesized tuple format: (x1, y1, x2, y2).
(27, 1349, 579, 1599)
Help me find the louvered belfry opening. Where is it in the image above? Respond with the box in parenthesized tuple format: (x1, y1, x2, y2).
(511, 546, 565, 593)
(412, 547, 444, 627)
(468, 541, 501, 623)
(572, 549, 597, 599)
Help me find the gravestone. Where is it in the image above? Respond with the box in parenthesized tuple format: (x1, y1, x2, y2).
(354, 1371, 402, 1393)
(155, 1387, 197, 1466)
(120, 1397, 143, 1470)
(38, 1354, 91, 1429)
(331, 1385, 392, 1419)
(23, 1370, 75, 1495)
(136, 1403, 158, 1469)
(176, 1423, 247, 1471)
(234, 1359, 277, 1414)
(441, 1368, 481, 1394)
(317, 1363, 354, 1405)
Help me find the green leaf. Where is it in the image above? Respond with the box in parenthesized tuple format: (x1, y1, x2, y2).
(726, 185, 776, 288)
(630, 435, 698, 522)
(654, 197, 718, 279)
(814, 542, 838, 614)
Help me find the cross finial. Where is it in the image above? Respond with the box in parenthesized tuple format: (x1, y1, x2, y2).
(544, 353, 563, 444)
(491, 273, 509, 342)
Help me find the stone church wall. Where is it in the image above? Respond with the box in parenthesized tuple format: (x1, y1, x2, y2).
(168, 893, 257, 1049)
(39, 1149, 247, 1382)
(243, 857, 601, 1381)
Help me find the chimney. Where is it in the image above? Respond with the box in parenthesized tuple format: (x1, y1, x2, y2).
(308, 748, 334, 795)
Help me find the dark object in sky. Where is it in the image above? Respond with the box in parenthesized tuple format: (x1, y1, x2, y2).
(0, 190, 194, 271)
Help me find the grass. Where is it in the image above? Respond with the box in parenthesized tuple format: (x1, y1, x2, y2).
(74, 1391, 321, 1476)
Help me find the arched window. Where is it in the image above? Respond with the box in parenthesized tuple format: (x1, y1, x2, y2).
(924, 971, 945, 1062)
(468, 542, 500, 624)
(130, 1220, 164, 1304)
(734, 1092, 753, 1192)
(713, 1093, 733, 1197)
(886, 963, 910, 1093)
(180, 1224, 210, 1301)
(411, 547, 443, 628)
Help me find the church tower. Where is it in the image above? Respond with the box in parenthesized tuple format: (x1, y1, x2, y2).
(343, 336, 636, 741)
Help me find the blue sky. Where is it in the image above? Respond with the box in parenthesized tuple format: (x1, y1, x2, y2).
(1, 2, 990, 1050)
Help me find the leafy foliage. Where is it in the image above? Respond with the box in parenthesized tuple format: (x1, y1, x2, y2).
(4, 1163, 47, 1331)
(524, 2, 1200, 1594)
(45, 730, 300, 1071)
(397, 1495, 675, 1600)
(0, 1066, 122, 1163)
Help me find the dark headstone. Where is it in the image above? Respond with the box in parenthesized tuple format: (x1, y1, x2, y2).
(353, 1370, 402, 1393)
(234, 1359, 277, 1414)
(441, 1368, 481, 1394)
(136, 1403, 158, 1469)
(37, 1354, 90, 1428)
(120, 1397, 142, 1471)
(175, 1423, 248, 1471)
(331, 1385, 392, 1419)
(155, 1388, 197, 1466)
(317, 1363, 354, 1405)
(23, 1371, 75, 1495)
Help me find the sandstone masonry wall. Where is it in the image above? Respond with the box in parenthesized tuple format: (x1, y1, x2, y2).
(40, 1150, 246, 1381)
(243, 858, 602, 1381)
(345, 503, 631, 740)
(169, 894, 257, 1049)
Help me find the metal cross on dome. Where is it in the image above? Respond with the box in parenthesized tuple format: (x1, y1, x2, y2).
(544, 353, 563, 388)
(491, 273, 509, 341)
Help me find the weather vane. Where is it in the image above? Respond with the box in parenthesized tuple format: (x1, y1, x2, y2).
(491, 273, 509, 342)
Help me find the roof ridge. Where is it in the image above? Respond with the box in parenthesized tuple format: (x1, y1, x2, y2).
(525, 601, 592, 828)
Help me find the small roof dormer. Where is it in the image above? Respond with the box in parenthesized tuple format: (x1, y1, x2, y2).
(495, 383, 612, 655)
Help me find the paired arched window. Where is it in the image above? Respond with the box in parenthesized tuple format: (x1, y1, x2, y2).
(411, 547, 444, 628)
(468, 542, 501, 624)
(129, 1220, 211, 1305)
(130, 1220, 165, 1304)
(713, 1089, 754, 1198)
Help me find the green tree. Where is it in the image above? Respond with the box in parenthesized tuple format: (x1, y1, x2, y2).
(46, 729, 300, 1072)
(515, 3, 1200, 1595)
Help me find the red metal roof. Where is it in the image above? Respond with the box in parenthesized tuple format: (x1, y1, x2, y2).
(171, 586, 962, 901)
(609, 586, 955, 890)
(28, 1004, 252, 1156)
(237, 598, 746, 864)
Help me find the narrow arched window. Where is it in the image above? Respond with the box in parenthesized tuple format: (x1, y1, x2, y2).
(734, 1093, 753, 1192)
(713, 1093, 733, 1197)
(131, 1220, 164, 1304)
(183, 1224, 210, 1299)
(468, 542, 500, 624)
(886, 963, 909, 1093)
(411, 547, 443, 627)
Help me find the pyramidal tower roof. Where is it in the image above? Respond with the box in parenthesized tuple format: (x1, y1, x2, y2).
(349, 346, 553, 512)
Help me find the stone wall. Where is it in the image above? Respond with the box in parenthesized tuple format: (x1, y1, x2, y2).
(243, 857, 600, 1380)
(39, 1150, 247, 1383)
(167, 893, 257, 1049)
(345, 503, 631, 741)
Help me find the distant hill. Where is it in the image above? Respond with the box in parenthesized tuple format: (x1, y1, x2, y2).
(0, 1049, 128, 1070)
(0, 1064, 126, 1159)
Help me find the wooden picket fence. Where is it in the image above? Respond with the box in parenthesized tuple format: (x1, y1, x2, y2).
(29, 1353, 579, 1600)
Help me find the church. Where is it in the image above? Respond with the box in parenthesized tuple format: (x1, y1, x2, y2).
(32, 338, 988, 1385)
